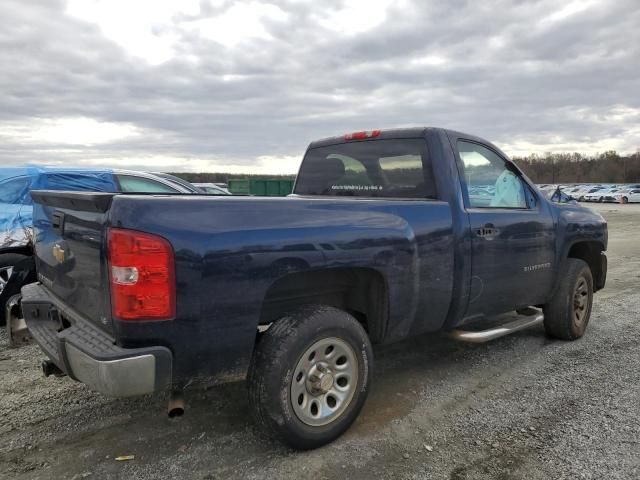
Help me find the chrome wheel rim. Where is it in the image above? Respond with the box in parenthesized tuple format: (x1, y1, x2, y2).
(0, 266, 13, 295)
(290, 337, 358, 427)
(573, 277, 589, 327)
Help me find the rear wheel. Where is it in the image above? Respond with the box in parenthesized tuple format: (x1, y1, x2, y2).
(543, 259, 593, 340)
(248, 305, 373, 449)
(0, 253, 28, 326)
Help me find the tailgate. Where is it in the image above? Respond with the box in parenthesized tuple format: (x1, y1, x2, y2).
(31, 191, 115, 334)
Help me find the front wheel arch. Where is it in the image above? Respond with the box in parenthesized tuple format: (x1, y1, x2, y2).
(543, 258, 593, 340)
(561, 241, 606, 292)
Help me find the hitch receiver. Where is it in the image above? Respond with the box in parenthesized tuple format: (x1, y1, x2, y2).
(42, 359, 65, 377)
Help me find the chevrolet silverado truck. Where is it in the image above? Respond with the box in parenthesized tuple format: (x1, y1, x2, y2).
(20, 128, 607, 449)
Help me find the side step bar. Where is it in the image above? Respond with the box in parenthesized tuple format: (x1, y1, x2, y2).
(450, 310, 544, 343)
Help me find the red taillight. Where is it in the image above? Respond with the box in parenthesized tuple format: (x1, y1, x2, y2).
(344, 130, 381, 140)
(108, 228, 175, 321)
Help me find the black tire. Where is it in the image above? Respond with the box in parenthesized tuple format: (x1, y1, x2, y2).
(622, 197, 628, 204)
(0, 253, 29, 325)
(543, 259, 593, 340)
(248, 305, 373, 450)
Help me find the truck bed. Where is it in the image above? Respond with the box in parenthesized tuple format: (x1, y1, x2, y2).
(26, 191, 455, 386)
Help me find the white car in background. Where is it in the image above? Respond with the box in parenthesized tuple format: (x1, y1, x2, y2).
(563, 185, 585, 198)
(601, 187, 625, 202)
(571, 186, 601, 201)
(614, 188, 640, 203)
(584, 185, 623, 203)
(584, 187, 615, 202)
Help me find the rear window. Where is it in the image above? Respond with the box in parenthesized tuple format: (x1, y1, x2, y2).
(116, 175, 180, 193)
(294, 139, 436, 198)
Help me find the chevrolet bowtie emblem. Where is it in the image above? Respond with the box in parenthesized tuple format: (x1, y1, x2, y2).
(53, 244, 65, 263)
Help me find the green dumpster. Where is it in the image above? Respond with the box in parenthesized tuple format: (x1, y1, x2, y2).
(228, 178, 294, 196)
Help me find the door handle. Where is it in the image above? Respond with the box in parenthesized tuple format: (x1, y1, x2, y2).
(476, 223, 499, 239)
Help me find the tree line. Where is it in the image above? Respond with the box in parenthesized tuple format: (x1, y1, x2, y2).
(170, 150, 640, 186)
(512, 151, 640, 184)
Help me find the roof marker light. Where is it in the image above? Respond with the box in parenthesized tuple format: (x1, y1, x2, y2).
(344, 130, 381, 140)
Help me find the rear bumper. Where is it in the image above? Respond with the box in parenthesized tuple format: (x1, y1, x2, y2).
(20, 282, 172, 397)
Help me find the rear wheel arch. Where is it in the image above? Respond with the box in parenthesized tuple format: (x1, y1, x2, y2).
(259, 267, 389, 343)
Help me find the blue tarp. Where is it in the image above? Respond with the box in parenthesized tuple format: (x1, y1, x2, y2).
(0, 166, 118, 249)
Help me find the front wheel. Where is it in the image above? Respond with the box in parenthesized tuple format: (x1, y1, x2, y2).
(248, 305, 373, 449)
(621, 196, 628, 204)
(543, 259, 593, 340)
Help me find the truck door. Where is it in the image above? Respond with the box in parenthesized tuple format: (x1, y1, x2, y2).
(452, 138, 556, 318)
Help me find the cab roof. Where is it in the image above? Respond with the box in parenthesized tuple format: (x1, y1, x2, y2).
(307, 127, 509, 160)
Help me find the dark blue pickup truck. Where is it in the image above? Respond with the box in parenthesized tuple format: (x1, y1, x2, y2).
(20, 128, 607, 449)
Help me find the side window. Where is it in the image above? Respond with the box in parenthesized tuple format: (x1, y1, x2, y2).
(116, 175, 180, 193)
(457, 140, 527, 208)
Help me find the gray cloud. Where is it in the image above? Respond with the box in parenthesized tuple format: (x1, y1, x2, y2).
(0, 0, 638, 173)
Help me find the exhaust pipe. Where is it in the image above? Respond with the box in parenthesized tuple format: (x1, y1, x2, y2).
(168, 390, 185, 418)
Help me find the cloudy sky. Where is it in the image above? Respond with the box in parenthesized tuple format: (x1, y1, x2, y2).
(0, 0, 638, 174)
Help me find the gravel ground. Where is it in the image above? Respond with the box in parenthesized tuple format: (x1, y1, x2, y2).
(1, 202, 639, 480)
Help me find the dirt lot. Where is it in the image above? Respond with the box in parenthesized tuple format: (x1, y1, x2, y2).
(1, 202, 639, 480)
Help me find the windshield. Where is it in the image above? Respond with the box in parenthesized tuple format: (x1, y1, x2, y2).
(153, 173, 202, 193)
(294, 139, 436, 199)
